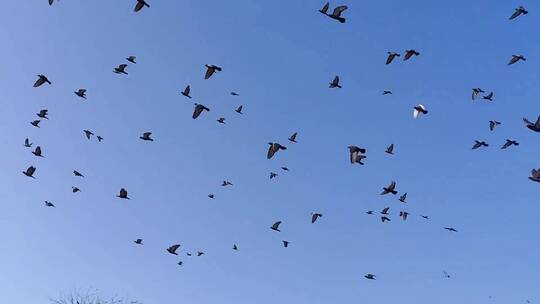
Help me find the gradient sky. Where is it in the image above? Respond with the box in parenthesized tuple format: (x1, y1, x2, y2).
(1, 1, 539, 303)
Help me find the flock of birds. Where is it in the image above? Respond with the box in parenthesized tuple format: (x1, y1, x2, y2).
(25, 0, 538, 291)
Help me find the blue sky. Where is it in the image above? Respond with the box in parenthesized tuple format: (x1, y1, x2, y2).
(0, 0, 539, 303)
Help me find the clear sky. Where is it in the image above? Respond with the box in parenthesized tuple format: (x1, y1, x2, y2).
(0, 0, 539, 303)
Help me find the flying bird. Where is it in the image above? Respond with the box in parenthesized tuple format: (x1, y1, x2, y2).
(319, 3, 348, 23)
(472, 140, 489, 150)
(270, 221, 282, 232)
(365, 274, 376, 280)
(36, 109, 49, 119)
(366, 211, 374, 215)
(235, 105, 243, 114)
(482, 92, 494, 101)
(288, 132, 298, 143)
(404, 49, 420, 61)
(489, 120, 501, 131)
(74, 89, 87, 99)
(281, 167, 289, 171)
(24, 138, 32, 148)
(34, 74, 51, 87)
(126, 56, 137, 64)
(413, 104, 428, 119)
(270, 172, 278, 179)
(509, 6, 528, 20)
(380, 181, 397, 195)
(329, 76, 342, 88)
(311, 212, 322, 223)
(381, 216, 391, 223)
(282, 240, 290, 248)
(23, 166, 36, 178)
(348, 146, 366, 165)
(230, 92, 240, 96)
(134, 0, 150, 12)
(30, 120, 41, 128)
(444, 227, 458, 232)
(217, 117, 226, 124)
(399, 193, 407, 203)
(529, 168, 540, 182)
(197, 251, 204, 257)
(181, 85, 192, 98)
(140, 132, 153, 141)
(32, 146, 43, 157)
(381, 207, 390, 215)
(508, 55, 526, 65)
(73, 170, 84, 177)
(386, 52, 400, 64)
(97, 136, 104, 142)
(208, 194, 215, 199)
(134, 239, 143, 245)
(523, 116, 540, 132)
(382, 90, 393, 95)
(72, 186, 81, 193)
(49, 0, 54, 5)
(472, 88, 485, 100)
(83, 130, 94, 139)
(443, 271, 451, 278)
(385, 144, 394, 155)
(192, 103, 210, 119)
(117, 188, 130, 199)
(233, 244, 238, 250)
(222, 180, 233, 186)
(501, 139, 519, 149)
(399, 211, 409, 221)
(44, 201, 55, 207)
(113, 64, 128, 74)
(421, 215, 429, 220)
(267, 142, 287, 159)
(167, 244, 181, 255)
(204, 64, 222, 79)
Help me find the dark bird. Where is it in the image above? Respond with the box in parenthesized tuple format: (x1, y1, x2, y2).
(523, 116, 540, 132)
(44, 201, 55, 207)
(482, 92, 494, 101)
(167, 244, 181, 255)
(381, 207, 390, 215)
(186, 253, 192, 256)
(72, 186, 81, 193)
(282, 240, 290, 248)
(230, 92, 239, 96)
(380, 181, 397, 195)
(270, 221, 282, 232)
(288, 132, 298, 143)
(74, 89, 87, 99)
(421, 215, 429, 220)
(329, 76, 342, 88)
(404, 49, 420, 61)
(134, 0, 150, 12)
(508, 55, 526, 65)
(529, 168, 540, 182)
(311, 212, 322, 223)
(192, 103, 210, 119)
(235, 105, 243, 114)
(204, 64, 222, 79)
(386, 52, 400, 64)
(178, 261, 183, 266)
(73, 170, 84, 177)
(126, 56, 137, 64)
(382, 90, 393, 95)
(501, 139, 519, 149)
(385, 144, 394, 155)
(83, 130, 94, 139)
(509, 6, 528, 20)
(30, 120, 41, 128)
(472, 140, 489, 150)
(443, 271, 451, 278)
(270, 172, 278, 179)
(113, 64, 128, 74)
(208, 194, 215, 199)
(34, 74, 51, 87)
(267, 142, 287, 159)
(413, 104, 428, 118)
(217, 117, 226, 124)
(222, 180, 233, 186)
(444, 227, 458, 232)
(181, 85, 192, 98)
(36, 109, 48, 119)
(472, 88, 485, 100)
(134, 239, 143, 245)
(117, 188, 130, 199)
(399, 192, 407, 203)
(366, 211, 374, 215)
(32, 146, 43, 157)
(24, 138, 32, 148)
(197, 251, 204, 257)
(399, 211, 409, 221)
(365, 274, 376, 280)
(319, 3, 348, 23)
(22, 166, 36, 178)
(140, 132, 153, 141)
(489, 120, 501, 131)
(348, 146, 367, 165)
(233, 244, 238, 250)
(97, 136, 104, 142)
(49, 0, 54, 5)
(281, 167, 289, 171)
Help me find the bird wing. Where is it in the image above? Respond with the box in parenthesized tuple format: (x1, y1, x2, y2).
(509, 10, 520, 20)
(534, 116, 540, 129)
(169, 244, 180, 252)
(272, 221, 281, 229)
(34, 78, 45, 87)
(134, 1, 145, 12)
(332, 5, 348, 17)
(404, 51, 413, 60)
(205, 67, 215, 79)
(35, 146, 41, 155)
(236, 105, 243, 112)
(386, 54, 394, 65)
(311, 214, 317, 223)
(413, 108, 420, 119)
(193, 105, 204, 119)
(320, 2, 329, 13)
(267, 144, 276, 159)
(184, 85, 190, 95)
(290, 132, 297, 140)
(28, 166, 36, 175)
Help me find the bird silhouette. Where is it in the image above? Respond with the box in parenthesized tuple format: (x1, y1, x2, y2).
(134, 239, 143, 245)
(489, 120, 501, 131)
(282, 240, 290, 248)
(217, 117, 226, 124)
(413, 104, 428, 119)
(193, 104, 210, 119)
(36, 109, 48, 119)
(319, 3, 348, 23)
(117, 188, 130, 199)
(270, 221, 282, 232)
(472, 140, 489, 150)
(444, 227, 458, 232)
(529, 169, 540, 182)
(399, 192, 407, 203)
(482, 92, 494, 101)
(44, 201, 55, 207)
(523, 116, 540, 132)
(126, 56, 137, 64)
(167, 244, 181, 255)
(208, 194, 215, 199)
(501, 139, 519, 150)
(399, 211, 409, 221)
(329, 76, 342, 88)
(83, 130, 94, 139)
(134, 0, 150, 12)
(97, 136, 104, 142)
(197, 251, 204, 257)
(23, 166, 36, 178)
(404, 49, 420, 61)
(385, 144, 394, 155)
(222, 180, 233, 186)
(140, 132, 153, 141)
(382, 90, 393, 95)
(235, 105, 243, 114)
(73, 170, 84, 177)
(30, 120, 41, 128)
(233, 244, 238, 250)
(380, 181, 397, 195)
(181, 85, 192, 98)
(34, 75, 51, 87)
(267, 142, 287, 159)
(508, 55, 526, 65)
(72, 186, 81, 193)
(204, 64, 222, 79)
(311, 212, 322, 223)
(74, 89, 87, 99)
(113, 64, 128, 74)
(24, 138, 32, 148)
(365, 274, 376, 280)
(509, 6, 528, 20)
(472, 88, 485, 100)
(288, 132, 298, 143)
(348, 146, 367, 165)
(270, 172, 278, 179)
(32, 146, 43, 157)
(386, 52, 400, 64)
